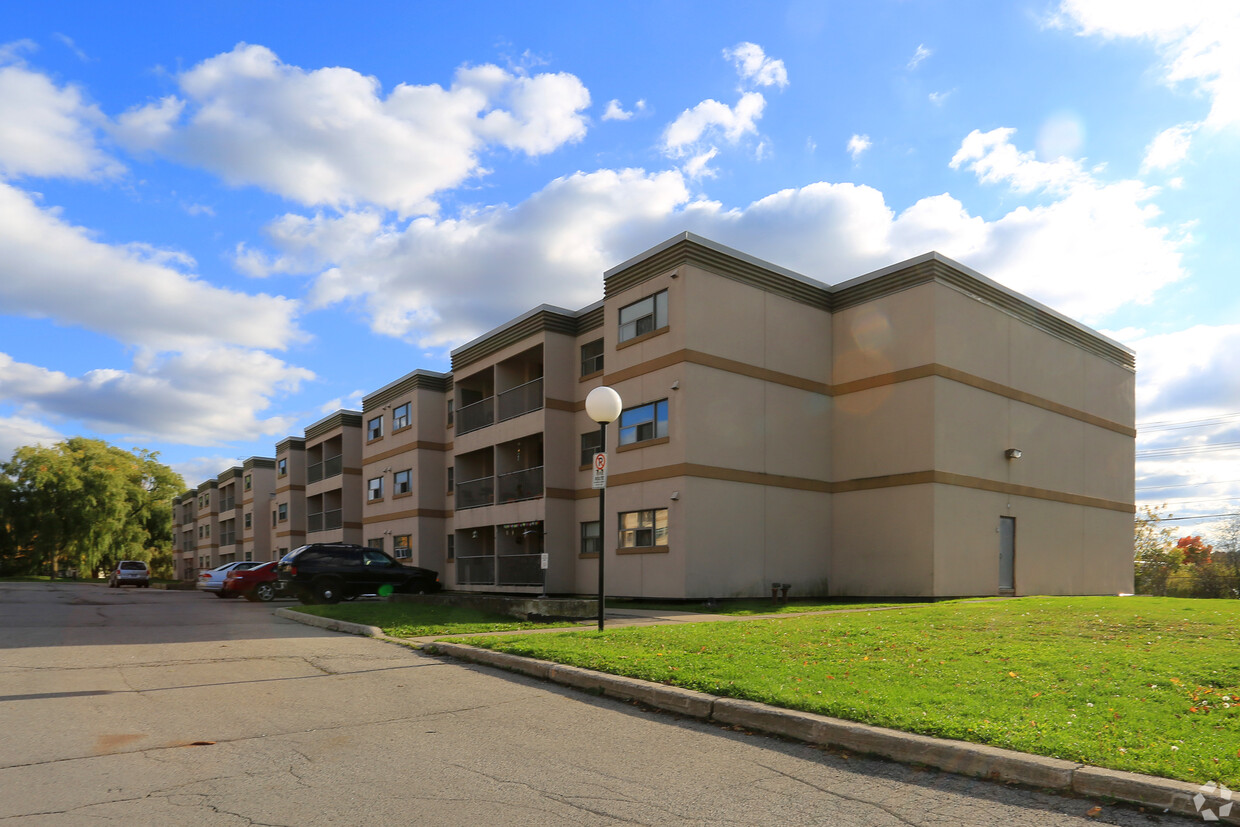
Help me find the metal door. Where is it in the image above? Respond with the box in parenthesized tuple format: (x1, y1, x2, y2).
(999, 516, 1016, 592)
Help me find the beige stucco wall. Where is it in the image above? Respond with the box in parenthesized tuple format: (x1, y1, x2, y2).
(831, 486, 936, 596)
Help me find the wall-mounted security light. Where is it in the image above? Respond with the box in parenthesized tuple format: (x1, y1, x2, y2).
(670, 491, 680, 501)
(1005, 448, 1023, 460)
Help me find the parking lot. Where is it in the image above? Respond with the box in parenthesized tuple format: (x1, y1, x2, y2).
(0, 582, 1199, 825)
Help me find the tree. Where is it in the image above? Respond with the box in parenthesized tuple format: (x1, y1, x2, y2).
(0, 438, 185, 577)
(1133, 505, 1179, 596)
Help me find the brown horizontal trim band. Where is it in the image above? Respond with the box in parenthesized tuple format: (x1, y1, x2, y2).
(275, 530, 305, 539)
(603, 351, 1130, 436)
(546, 487, 580, 500)
(545, 397, 577, 413)
(363, 441, 452, 464)
(363, 508, 452, 524)
(568, 462, 1130, 512)
(831, 364, 1135, 437)
(617, 546, 671, 555)
(275, 484, 305, 494)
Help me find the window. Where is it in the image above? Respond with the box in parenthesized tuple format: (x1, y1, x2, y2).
(619, 399, 668, 446)
(244, 551, 253, 562)
(368, 537, 384, 552)
(244, 513, 252, 529)
(394, 469, 411, 495)
(618, 290, 668, 343)
(446, 398, 454, 427)
(619, 509, 668, 549)
(277, 503, 288, 522)
(393, 535, 412, 559)
(581, 339, 604, 376)
(447, 466, 454, 493)
(446, 535, 455, 560)
(393, 402, 411, 430)
(203, 493, 210, 507)
(367, 477, 384, 502)
(278, 458, 287, 477)
(580, 430, 603, 466)
(367, 416, 383, 440)
(581, 520, 601, 555)
(243, 474, 252, 491)
(272, 510, 277, 527)
(204, 524, 210, 538)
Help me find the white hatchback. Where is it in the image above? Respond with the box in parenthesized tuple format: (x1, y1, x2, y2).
(197, 561, 261, 597)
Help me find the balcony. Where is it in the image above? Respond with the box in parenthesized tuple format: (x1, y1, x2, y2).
(456, 476, 494, 510)
(497, 377, 543, 422)
(307, 510, 343, 533)
(457, 397, 495, 436)
(306, 454, 343, 484)
(456, 555, 496, 585)
(220, 497, 235, 512)
(497, 466, 543, 504)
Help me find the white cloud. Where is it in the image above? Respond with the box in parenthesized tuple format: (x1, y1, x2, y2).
(683, 148, 719, 179)
(662, 92, 766, 155)
(928, 90, 953, 106)
(949, 127, 1187, 321)
(603, 99, 631, 120)
(724, 42, 789, 89)
(1141, 123, 1196, 171)
(0, 181, 302, 351)
(908, 44, 933, 70)
(847, 134, 872, 160)
(0, 348, 313, 446)
(0, 414, 62, 461)
(243, 127, 1186, 349)
(0, 57, 121, 180)
(1055, 1, 1240, 129)
(112, 43, 591, 216)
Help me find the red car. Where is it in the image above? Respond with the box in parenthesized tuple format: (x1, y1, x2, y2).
(221, 561, 282, 602)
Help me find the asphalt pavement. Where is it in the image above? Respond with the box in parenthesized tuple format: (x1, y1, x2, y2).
(0, 582, 1211, 826)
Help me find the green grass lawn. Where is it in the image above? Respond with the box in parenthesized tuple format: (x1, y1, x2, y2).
(462, 596, 1240, 786)
(608, 597, 928, 616)
(289, 601, 577, 637)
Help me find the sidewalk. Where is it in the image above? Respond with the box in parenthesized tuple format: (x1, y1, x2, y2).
(274, 605, 1238, 825)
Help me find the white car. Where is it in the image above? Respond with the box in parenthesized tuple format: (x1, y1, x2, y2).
(109, 560, 150, 588)
(197, 562, 262, 598)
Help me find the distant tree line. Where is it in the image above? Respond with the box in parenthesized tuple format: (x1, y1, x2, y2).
(0, 438, 184, 579)
(1135, 505, 1240, 598)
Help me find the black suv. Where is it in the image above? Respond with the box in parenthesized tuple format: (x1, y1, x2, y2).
(277, 543, 441, 604)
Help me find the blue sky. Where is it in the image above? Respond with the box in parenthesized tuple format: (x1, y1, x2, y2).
(2, 1, 1238, 536)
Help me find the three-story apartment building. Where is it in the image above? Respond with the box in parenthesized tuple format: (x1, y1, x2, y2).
(178, 233, 1135, 598)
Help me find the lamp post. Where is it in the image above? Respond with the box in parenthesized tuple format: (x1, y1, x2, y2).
(585, 385, 622, 631)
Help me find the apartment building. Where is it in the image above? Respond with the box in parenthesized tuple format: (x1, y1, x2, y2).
(172, 457, 277, 578)
(178, 233, 1135, 597)
(360, 370, 453, 567)
(271, 437, 307, 561)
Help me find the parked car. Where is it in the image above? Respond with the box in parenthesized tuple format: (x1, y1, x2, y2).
(277, 543, 440, 604)
(109, 560, 150, 588)
(197, 561, 262, 597)
(221, 561, 283, 602)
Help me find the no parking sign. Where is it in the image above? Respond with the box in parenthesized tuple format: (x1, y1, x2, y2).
(592, 452, 607, 489)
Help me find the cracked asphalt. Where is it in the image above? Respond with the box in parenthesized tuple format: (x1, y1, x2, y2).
(0, 583, 1204, 826)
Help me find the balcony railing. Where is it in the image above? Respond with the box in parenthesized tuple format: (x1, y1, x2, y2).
(456, 476, 494, 510)
(456, 555, 495, 585)
(497, 466, 543, 503)
(219, 531, 236, 547)
(306, 509, 343, 532)
(306, 455, 343, 484)
(220, 497, 235, 512)
(497, 553, 543, 586)
(497, 377, 543, 422)
(456, 397, 495, 436)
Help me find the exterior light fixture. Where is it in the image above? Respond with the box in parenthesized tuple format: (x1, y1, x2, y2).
(585, 386, 622, 631)
(1005, 448, 1023, 460)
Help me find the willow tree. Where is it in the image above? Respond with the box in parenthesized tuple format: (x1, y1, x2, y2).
(0, 438, 184, 577)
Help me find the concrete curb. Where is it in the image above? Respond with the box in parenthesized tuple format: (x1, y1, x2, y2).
(424, 641, 1238, 824)
(273, 607, 383, 638)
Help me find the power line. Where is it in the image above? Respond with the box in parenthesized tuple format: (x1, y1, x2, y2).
(1143, 513, 1240, 523)
(1137, 412, 1240, 430)
(1136, 478, 1240, 491)
(1136, 442, 1240, 458)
